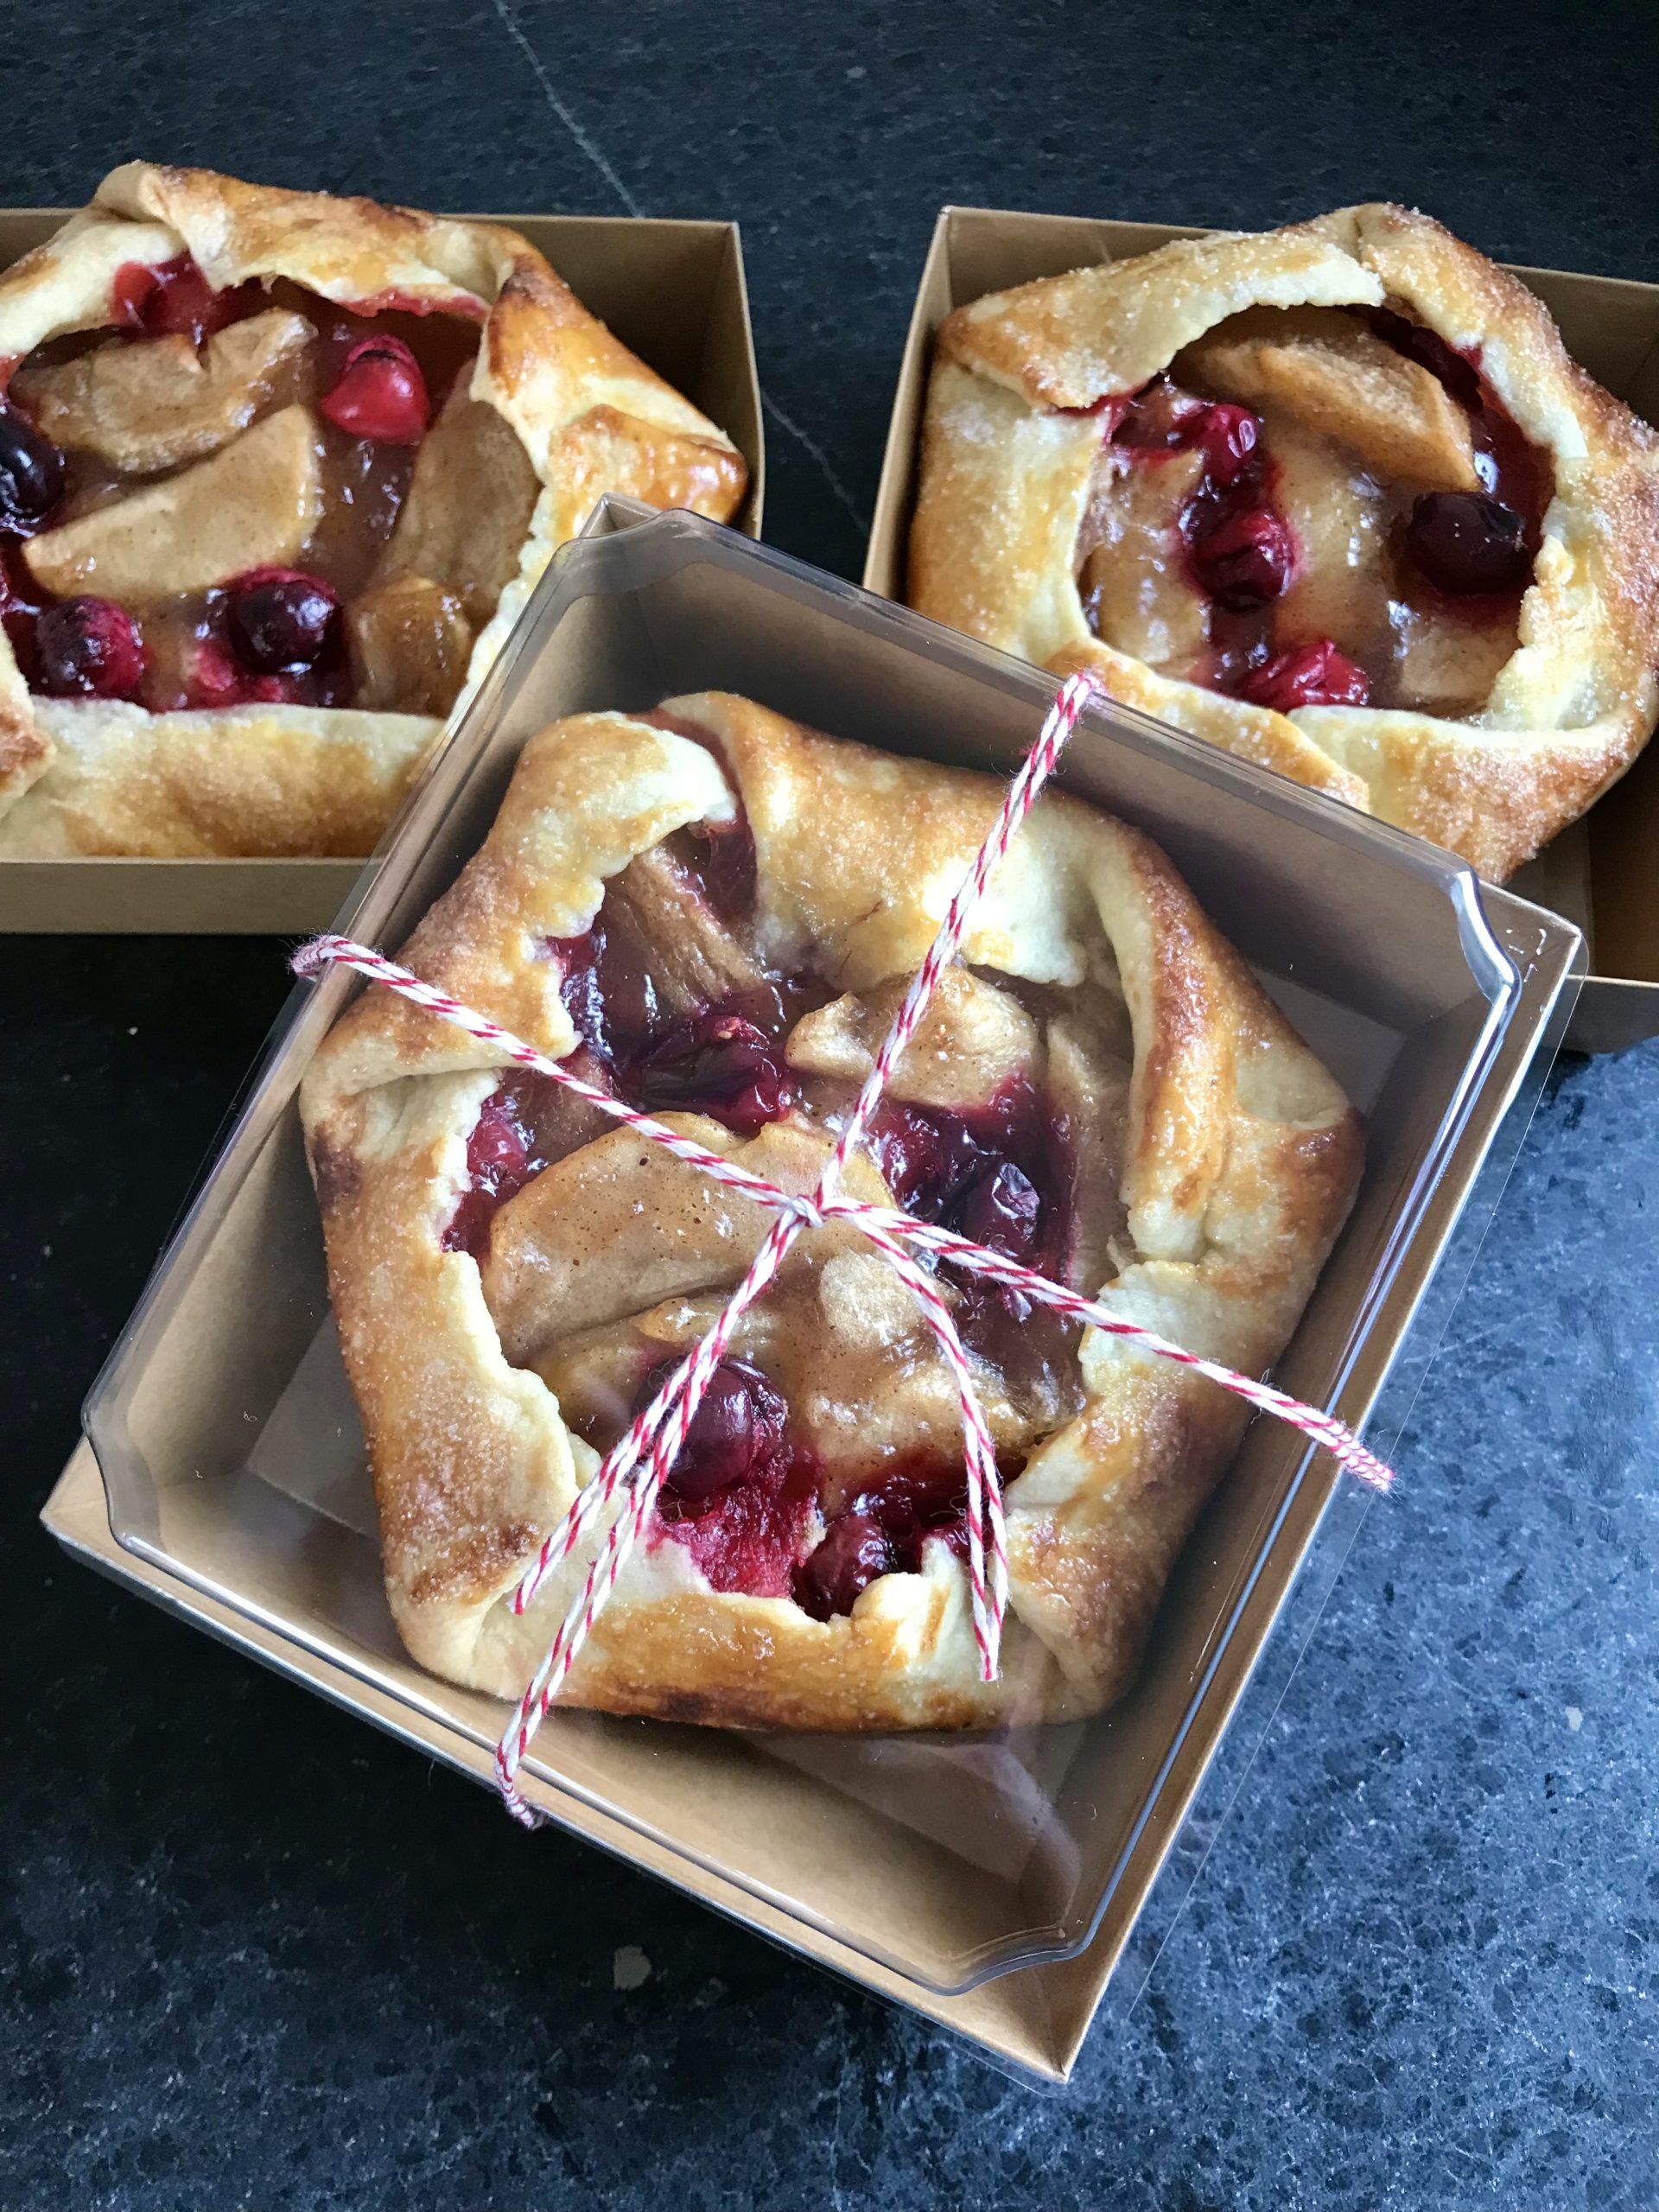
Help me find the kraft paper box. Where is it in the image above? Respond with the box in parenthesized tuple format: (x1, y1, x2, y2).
(863, 205, 1659, 1056)
(0, 207, 764, 934)
(45, 505, 1580, 2082)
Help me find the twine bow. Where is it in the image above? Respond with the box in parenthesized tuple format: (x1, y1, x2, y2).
(293, 673, 1392, 1826)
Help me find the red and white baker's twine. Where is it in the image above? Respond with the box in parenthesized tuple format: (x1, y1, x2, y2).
(293, 671, 1393, 1827)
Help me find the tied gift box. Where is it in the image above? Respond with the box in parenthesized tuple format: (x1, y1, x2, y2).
(45, 503, 1580, 2082)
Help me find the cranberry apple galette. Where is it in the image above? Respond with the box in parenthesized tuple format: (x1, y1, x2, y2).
(0, 165, 747, 856)
(910, 204, 1659, 881)
(301, 694, 1362, 1729)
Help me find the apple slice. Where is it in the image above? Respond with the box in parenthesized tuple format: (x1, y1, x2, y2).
(1182, 308, 1479, 491)
(16, 310, 313, 476)
(25, 404, 322, 604)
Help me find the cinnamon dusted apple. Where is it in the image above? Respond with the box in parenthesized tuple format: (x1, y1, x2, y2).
(0, 162, 750, 856)
(300, 692, 1363, 1728)
(910, 205, 1659, 880)
(13, 308, 314, 474)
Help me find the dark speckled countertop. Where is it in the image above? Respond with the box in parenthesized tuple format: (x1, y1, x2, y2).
(4, 3, 1659, 2204)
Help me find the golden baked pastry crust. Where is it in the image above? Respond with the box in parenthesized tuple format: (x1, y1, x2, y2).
(910, 203, 1659, 882)
(0, 163, 748, 856)
(300, 693, 1362, 1730)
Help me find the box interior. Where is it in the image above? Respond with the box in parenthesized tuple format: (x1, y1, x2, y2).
(0, 206, 765, 935)
(78, 517, 1579, 2065)
(863, 206, 1659, 1052)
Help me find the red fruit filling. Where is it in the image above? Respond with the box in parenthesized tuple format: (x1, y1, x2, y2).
(319, 335, 430, 444)
(637, 1007, 795, 1135)
(636, 709, 760, 921)
(1113, 381, 1262, 490)
(0, 406, 66, 532)
(226, 568, 341, 673)
(181, 638, 296, 709)
(866, 1083, 1046, 1225)
(34, 595, 148, 699)
(3, 265, 482, 715)
(1239, 639, 1371, 712)
(552, 925, 798, 1135)
(795, 1459, 975, 1620)
(440, 1071, 594, 1258)
(653, 1358, 789, 1504)
(446, 887, 1090, 1618)
(1084, 305, 1551, 714)
(1190, 505, 1295, 611)
(958, 1158, 1043, 1258)
(1405, 491, 1532, 597)
(643, 1359, 818, 1597)
(111, 254, 261, 344)
(793, 1510, 893, 1619)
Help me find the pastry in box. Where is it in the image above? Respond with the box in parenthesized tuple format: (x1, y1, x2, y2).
(0, 163, 749, 858)
(907, 203, 1659, 881)
(300, 690, 1362, 1727)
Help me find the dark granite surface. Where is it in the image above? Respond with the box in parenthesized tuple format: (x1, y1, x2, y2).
(4, 2, 1659, 2203)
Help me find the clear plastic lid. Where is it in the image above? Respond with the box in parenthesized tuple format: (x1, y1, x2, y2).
(83, 506, 1582, 2000)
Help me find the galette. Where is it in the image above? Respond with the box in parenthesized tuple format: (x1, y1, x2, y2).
(0, 163, 748, 856)
(300, 692, 1363, 1730)
(909, 203, 1659, 882)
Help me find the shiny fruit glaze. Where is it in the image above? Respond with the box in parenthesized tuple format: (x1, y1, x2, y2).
(0, 407, 67, 531)
(637, 1007, 796, 1135)
(440, 1073, 587, 1259)
(644, 1359, 819, 1596)
(635, 709, 760, 920)
(652, 1358, 789, 1504)
(1190, 505, 1296, 612)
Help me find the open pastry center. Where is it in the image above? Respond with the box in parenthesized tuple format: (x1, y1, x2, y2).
(438, 713, 1138, 1622)
(0, 253, 537, 716)
(1074, 303, 1550, 717)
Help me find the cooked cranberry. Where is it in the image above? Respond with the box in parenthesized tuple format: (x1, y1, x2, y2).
(1198, 403, 1261, 486)
(958, 1160, 1042, 1263)
(638, 1010, 792, 1135)
(35, 597, 148, 700)
(1239, 639, 1371, 712)
(1405, 491, 1531, 595)
(0, 408, 65, 532)
(321, 336, 430, 443)
(865, 1103, 983, 1215)
(656, 1358, 789, 1504)
(1191, 507, 1295, 610)
(111, 254, 246, 344)
(226, 569, 340, 673)
(1115, 378, 1207, 451)
(794, 1510, 895, 1620)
